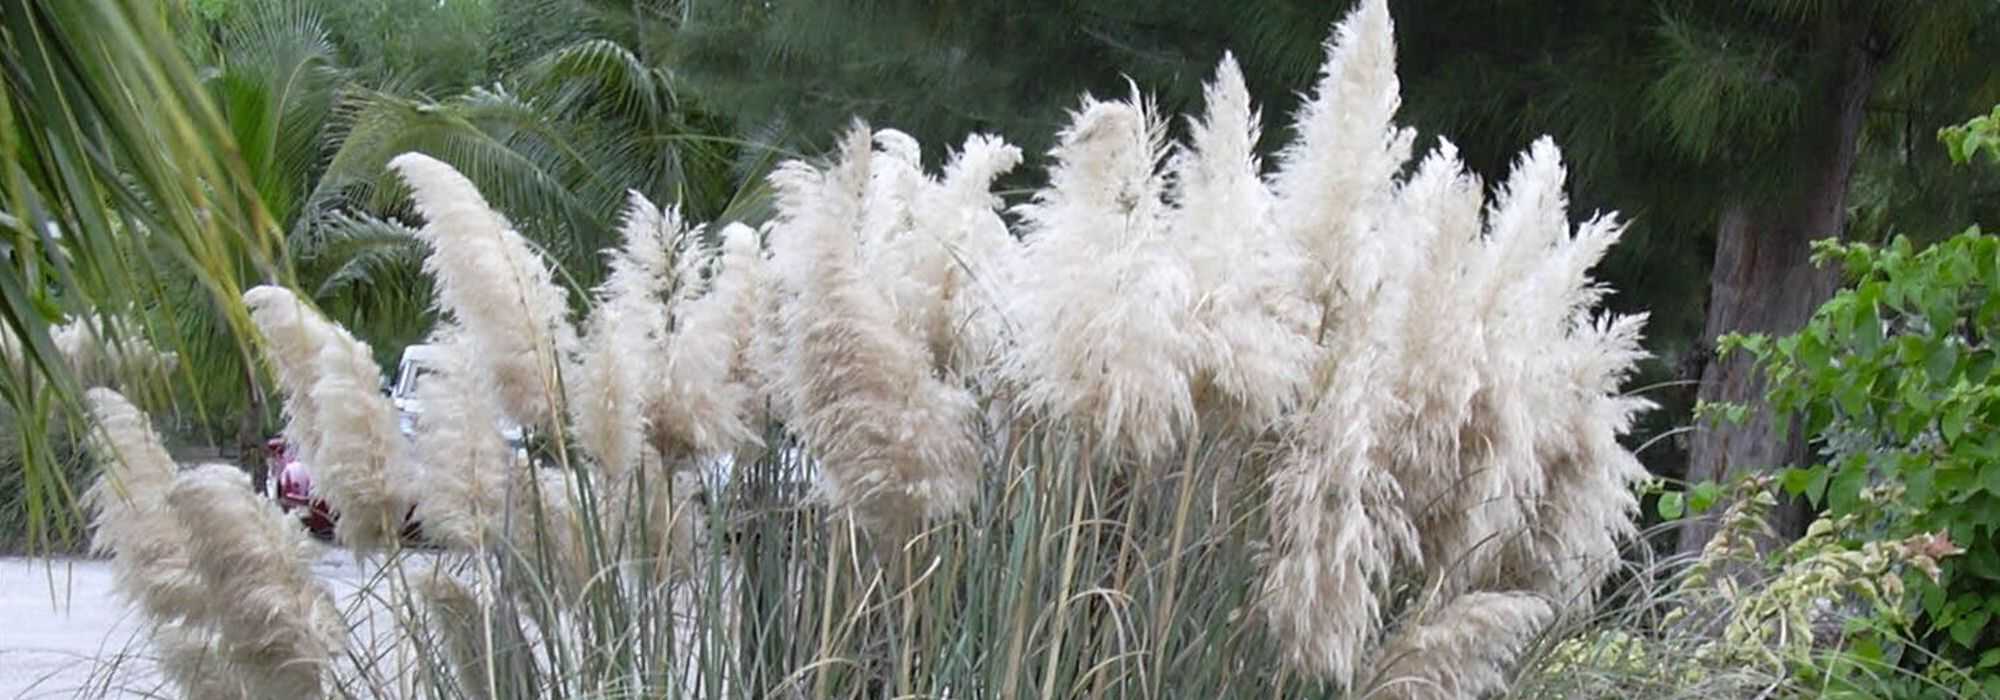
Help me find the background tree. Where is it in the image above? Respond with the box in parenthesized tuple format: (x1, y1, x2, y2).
(1630, 1, 1999, 554)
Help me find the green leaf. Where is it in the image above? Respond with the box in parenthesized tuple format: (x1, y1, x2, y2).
(1657, 492, 1684, 520)
(1828, 461, 1868, 514)
(1780, 467, 1817, 496)
(1928, 341, 1961, 383)
(1944, 400, 1974, 443)
(1951, 609, 1990, 647)
(1807, 467, 1833, 505)
(1906, 463, 1936, 505)
(1688, 481, 1722, 514)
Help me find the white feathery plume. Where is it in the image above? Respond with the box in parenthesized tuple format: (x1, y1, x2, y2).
(748, 221, 804, 426)
(80, 389, 207, 624)
(1476, 138, 1575, 327)
(1378, 144, 1523, 598)
(166, 463, 343, 699)
(245, 286, 341, 468)
(1169, 54, 1315, 431)
(48, 314, 176, 387)
(851, 129, 923, 335)
(389, 152, 580, 432)
(1384, 141, 1578, 598)
(653, 220, 763, 462)
(924, 134, 1025, 377)
(410, 333, 519, 551)
(574, 192, 674, 491)
(152, 623, 253, 699)
(83, 391, 325, 699)
(309, 326, 415, 551)
(1513, 315, 1652, 602)
(1271, 0, 1414, 326)
(1257, 4, 1427, 674)
(858, 128, 927, 260)
(876, 131, 1025, 377)
(419, 571, 502, 700)
(1005, 91, 1198, 461)
(1441, 141, 1590, 596)
(775, 126, 982, 532)
(1260, 302, 1414, 687)
(1500, 197, 1651, 601)
(1363, 592, 1554, 700)
(1380, 143, 1485, 451)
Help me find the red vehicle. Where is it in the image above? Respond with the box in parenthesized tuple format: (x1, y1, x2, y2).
(267, 437, 428, 543)
(265, 437, 338, 540)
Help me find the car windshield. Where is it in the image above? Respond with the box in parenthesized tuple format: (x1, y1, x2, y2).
(395, 363, 433, 399)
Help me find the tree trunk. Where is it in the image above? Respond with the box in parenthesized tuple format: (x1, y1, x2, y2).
(242, 362, 269, 498)
(1677, 26, 1882, 559)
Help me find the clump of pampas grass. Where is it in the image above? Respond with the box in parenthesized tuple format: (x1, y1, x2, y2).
(1172, 0, 1656, 690)
(83, 389, 342, 699)
(188, 0, 1655, 694)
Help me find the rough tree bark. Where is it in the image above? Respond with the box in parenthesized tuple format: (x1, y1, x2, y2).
(1678, 22, 1884, 559)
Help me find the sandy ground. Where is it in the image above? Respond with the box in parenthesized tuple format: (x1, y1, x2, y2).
(0, 546, 380, 699)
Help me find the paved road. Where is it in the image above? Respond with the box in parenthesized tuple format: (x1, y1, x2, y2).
(0, 547, 386, 699)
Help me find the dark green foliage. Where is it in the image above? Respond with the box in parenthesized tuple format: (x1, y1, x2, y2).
(1728, 225, 2000, 689)
(670, 0, 1353, 161)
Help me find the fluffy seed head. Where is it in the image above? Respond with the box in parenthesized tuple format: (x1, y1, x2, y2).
(166, 464, 343, 699)
(389, 152, 579, 431)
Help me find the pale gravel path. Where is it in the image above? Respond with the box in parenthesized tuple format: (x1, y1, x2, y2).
(0, 547, 391, 699)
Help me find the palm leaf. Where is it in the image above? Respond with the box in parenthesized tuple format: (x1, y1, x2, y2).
(1, 0, 288, 549)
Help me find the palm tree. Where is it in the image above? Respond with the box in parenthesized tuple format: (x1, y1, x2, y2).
(1, 0, 772, 549)
(1, 0, 287, 549)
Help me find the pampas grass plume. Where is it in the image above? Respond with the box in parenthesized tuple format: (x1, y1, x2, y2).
(1364, 592, 1554, 700)
(776, 125, 981, 532)
(410, 335, 518, 550)
(308, 325, 416, 551)
(167, 463, 343, 699)
(1005, 92, 1199, 461)
(652, 218, 763, 462)
(246, 286, 340, 468)
(390, 152, 580, 432)
(574, 192, 674, 488)
(80, 389, 208, 622)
